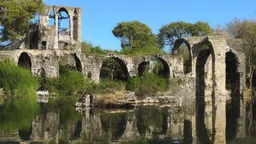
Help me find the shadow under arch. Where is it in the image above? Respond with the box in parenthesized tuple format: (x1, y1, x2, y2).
(18, 52, 32, 70)
(100, 57, 130, 81)
(226, 51, 240, 97)
(72, 54, 82, 72)
(195, 39, 216, 144)
(154, 56, 170, 78)
(138, 61, 149, 76)
(100, 112, 127, 140)
(173, 38, 192, 74)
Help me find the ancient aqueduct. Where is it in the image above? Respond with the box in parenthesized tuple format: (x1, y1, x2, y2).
(0, 5, 245, 99)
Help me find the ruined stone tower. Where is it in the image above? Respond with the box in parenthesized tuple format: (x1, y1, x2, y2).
(21, 5, 82, 51)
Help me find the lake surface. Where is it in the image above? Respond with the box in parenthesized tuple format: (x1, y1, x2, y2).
(0, 97, 256, 144)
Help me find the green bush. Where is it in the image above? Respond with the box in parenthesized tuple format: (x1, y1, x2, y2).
(46, 69, 93, 96)
(91, 79, 125, 94)
(126, 73, 168, 96)
(0, 58, 39, 99)
(0, 58, 39, 133)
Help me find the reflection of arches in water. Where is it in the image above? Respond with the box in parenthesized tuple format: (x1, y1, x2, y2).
(18, 52, 32, 70)
(226, 52, 240, 96)
(138, 61, 149, 76)
(226, 99, 240, 142)
(100, 57, 129, 81)
(136, 107, 166, 136)
(19, 127, 32, 141)
(173, 39, 192, 74)
(183, 120, 193, 144)
(100, 113, 127, 140)
(72, 120, 82, 139)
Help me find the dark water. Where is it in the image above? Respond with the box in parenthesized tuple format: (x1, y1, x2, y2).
(1, 97, 256, 144)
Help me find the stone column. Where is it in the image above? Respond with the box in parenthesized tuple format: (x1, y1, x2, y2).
(77, 8, 82, 43)
(53, 9, 59, 49)
(210, 38, 227, 97)
(69, 10, 74, 44)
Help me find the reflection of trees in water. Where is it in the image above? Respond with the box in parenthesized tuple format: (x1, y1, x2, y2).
(100, 112, 127, 140)
(136, 106, 168, 136)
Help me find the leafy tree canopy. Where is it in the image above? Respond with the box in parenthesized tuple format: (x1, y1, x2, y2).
(158, 21, 213, 49)
(0, 0, 44, 42)
(112, 21, 157, 49)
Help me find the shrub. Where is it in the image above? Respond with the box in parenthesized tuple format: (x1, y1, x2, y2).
(126, 73, 168, 97)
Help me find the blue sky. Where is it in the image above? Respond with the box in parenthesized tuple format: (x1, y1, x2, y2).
(43, 0, 256, 51)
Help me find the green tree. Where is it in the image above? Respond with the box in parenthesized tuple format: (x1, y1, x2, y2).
(0, 0, 44, 42)
(158, 21, 213, 49)
(112, 21, 157, 49)
(226, 19, 256, 93)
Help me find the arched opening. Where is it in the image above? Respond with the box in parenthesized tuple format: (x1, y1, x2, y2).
(87, 72, 92, 79)
(73, 55, 82, 72)
(196, 43, 215, 97)
(48, 9, 55, 26)
(226, 52, 240, 96)
(173, 39, 192, 74)
(100, 113, 127, 140)
(18, 52, 32, 70)
(195, 42, 215, 144)
(138, 61, 149, 76)
(153, 57, 170, 78)
(58, 8, 70, 38)
(100, 58, 129, 81)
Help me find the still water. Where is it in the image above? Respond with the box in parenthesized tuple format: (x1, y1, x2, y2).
(0, 97, 256, 144)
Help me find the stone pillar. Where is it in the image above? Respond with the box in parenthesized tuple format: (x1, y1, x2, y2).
(77, 8, 82, 43)
(69, 10, 74, 44)
(210, 38, 227, 97)
(53, 9, 59, 49)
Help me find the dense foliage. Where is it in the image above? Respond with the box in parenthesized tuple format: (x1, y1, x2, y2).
(0, 0, 44, 41)
(0, 58, 39, 132)
(158, 21, 213, 49)
(126, 73, 168, 97)
(112, 21, 157, 49)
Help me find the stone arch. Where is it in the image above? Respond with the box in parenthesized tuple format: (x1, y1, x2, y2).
(138, 61, 149, 76)
(173, 39, 192, 74)
(58, 7, 70, 36)
(196, 40, 216, 98)
(100, 57, 130, 81)
(154, 56, 170, 78)
(72, 54, 82, 72)
(18, 52, 32, 70)
(226, 51, 240, 96)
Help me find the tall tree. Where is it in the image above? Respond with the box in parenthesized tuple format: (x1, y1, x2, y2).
(112, 21, 157, 49)
(158, 21, 213, 49)
(0, 0, 44, 42)
(227, 19, 256, 93)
